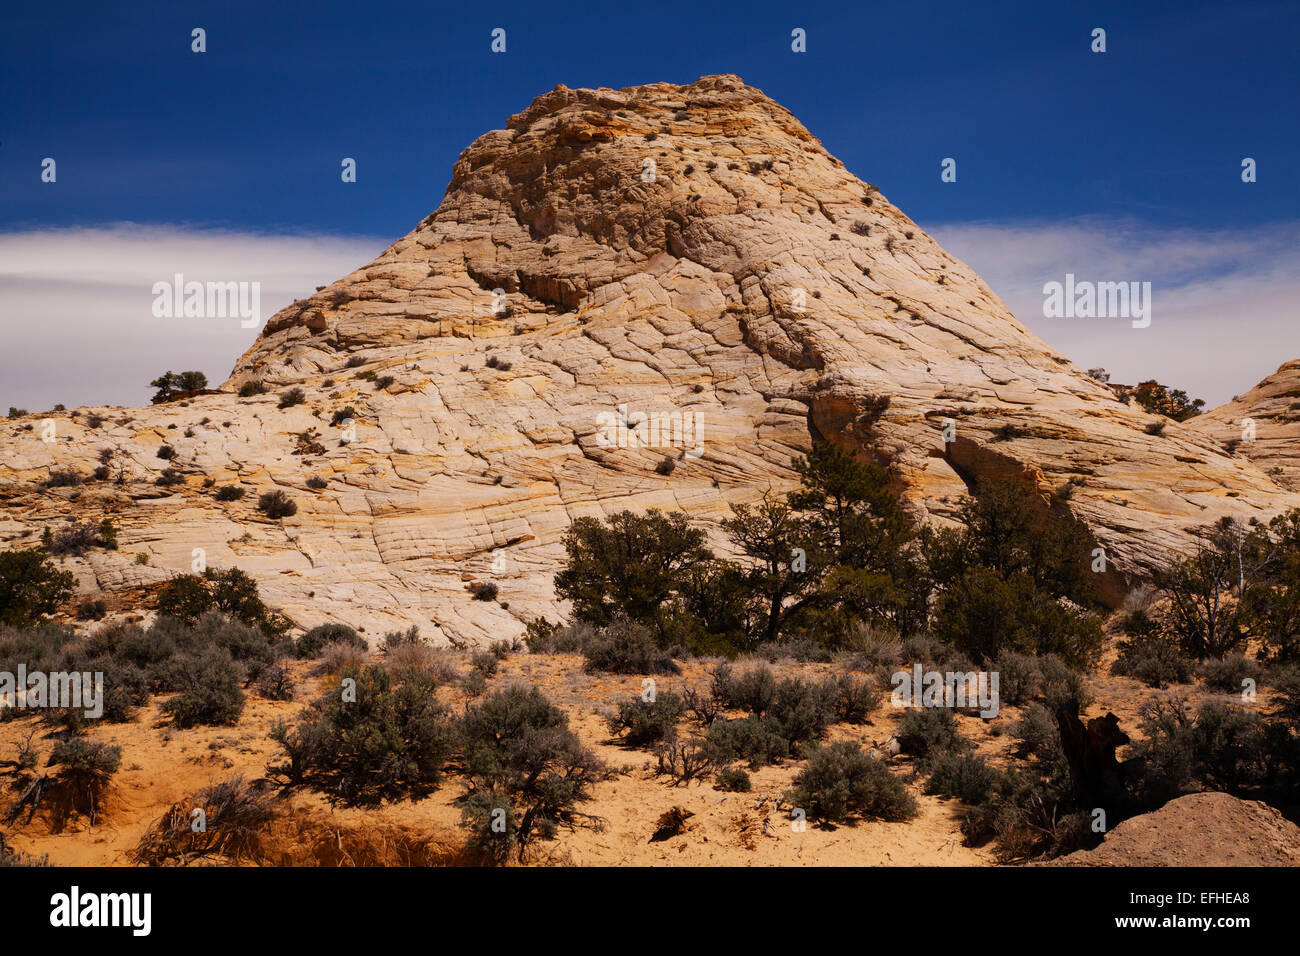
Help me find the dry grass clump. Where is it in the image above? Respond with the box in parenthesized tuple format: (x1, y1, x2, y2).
(133, 776, 276, 865)
(317, 640, 368, 674)
(385, 641, 462, 683)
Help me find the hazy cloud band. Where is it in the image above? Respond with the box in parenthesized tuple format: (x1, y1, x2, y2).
(0, 225, 385, 411)
(2, 219, 1296, 413)
(926, 217, 1300, 407)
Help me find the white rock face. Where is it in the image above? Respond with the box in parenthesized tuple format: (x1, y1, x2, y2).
(3, 74, 1297, 644)
(1185, 360, 1300, 495)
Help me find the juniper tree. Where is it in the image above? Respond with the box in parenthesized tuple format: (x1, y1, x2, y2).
(0, 549, 76, 627)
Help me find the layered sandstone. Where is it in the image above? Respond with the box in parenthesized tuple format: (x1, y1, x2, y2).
(1184, 360, 1300, 494)
(2, 74, 1297, 644)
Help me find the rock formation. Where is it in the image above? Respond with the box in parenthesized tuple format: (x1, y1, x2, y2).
(2, 74, 1297, 644)
(1185, 359, 1300, 494)
(1049, 791, 1300, 866)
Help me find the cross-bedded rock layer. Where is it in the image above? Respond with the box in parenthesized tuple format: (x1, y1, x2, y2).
(3, 75, 1296, 643)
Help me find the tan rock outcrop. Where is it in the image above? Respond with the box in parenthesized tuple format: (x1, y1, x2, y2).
(3, 74, 1297, 644)
(1185, 360, 1300, 494)
(1048, 791, 1300, 866)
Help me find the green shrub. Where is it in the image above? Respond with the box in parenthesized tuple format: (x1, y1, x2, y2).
(378, 626, 422, 653)
(1113, 617, 1193, 688)
(753, 638, 833, 663)
(1011, 702, 1060, 759)
(45, 520, 117, 557)
(924, 752, 1002, 804)
(160, 647, 246, 727)
(257, 490, 297, 518)
(48, 738, 122, 820)
(458, 685, 607, 861)
(607, 692, 684, 747)
(295, 623, 363, 658)
(0, 623, 78, 683)
(715, 766, 752, 792)
(1132, 697, 1300, 802)
(786, 741, 917, 823)
(86, 621, 171, 675)
(1185, 702, 1280, 793)
(52, 654, 149, 729)
(1198, 654, 1262, 693)
(896, 707, 969, 760)
(705, 715, 789, 768)
(76, 597, 108, 621)
(0, 549, 75, 627)
(253, 660, 294, 700)
(49, 738, 121, 778)
(707, 665, 847, 749)
(156, 567, 288, 638)
(177, 614, 281, 679)
(581, 616, 680, 675)
(821, 672, 879, 723)
(87, 611, 280, 701)
(1269, 664, 1300, 719)
(1039, 654, 1091, 712)
(214, 485, 245, 502)
(769, 676, 836, 749)
(959, 766, 1091, 862)
(712, 662, 777, 716)
(522, 618, 587, 654)
(931, 569, 1103, 667)
(271, 664, 452, 805)
(470, 651, 498, 678)
(459, 791, 517, 865)
(992, 650, 1042, 705)
(277, 388, 306, 409)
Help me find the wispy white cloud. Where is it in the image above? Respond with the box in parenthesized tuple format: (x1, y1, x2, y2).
(3, 219, 1297, 415)
(0, 225, 385, 411)
(925, 217, 1300, 407)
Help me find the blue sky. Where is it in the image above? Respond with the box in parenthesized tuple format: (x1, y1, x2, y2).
(1, 0, 1297, 409)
